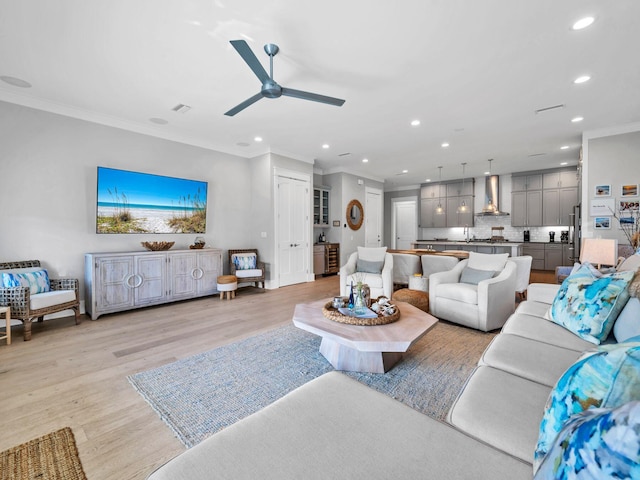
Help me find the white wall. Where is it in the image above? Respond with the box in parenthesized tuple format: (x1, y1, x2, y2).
(0, 101, 300, 306)
(583, 125, 640, 248)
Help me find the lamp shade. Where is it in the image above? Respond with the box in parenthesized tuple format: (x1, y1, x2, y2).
(580, 238, 618, 268)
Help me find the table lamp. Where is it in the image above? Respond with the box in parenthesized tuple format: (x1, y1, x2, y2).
(579, 238, 618, 269)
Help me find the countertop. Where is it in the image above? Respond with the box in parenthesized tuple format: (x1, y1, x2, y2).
(412, 240, 523, 247)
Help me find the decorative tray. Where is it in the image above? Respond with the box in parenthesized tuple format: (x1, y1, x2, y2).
(322, 300, 400, 326)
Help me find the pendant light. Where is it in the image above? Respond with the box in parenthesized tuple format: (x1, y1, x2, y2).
(457, 162, 468, 213)
(435, 166, 445, 215)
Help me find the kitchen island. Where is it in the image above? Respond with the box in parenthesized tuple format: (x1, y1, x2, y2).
(410, 240, 523, 257)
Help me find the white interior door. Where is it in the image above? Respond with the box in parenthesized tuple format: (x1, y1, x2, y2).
(277, 174, 309, 287)
(365, 188, 383, 247)
(393, 199, 417, 249)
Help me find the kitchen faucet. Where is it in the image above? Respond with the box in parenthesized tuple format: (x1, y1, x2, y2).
(464, 224, 470, 243)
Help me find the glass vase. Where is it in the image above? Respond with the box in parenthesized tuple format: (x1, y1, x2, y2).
(354, 284, 367, 315)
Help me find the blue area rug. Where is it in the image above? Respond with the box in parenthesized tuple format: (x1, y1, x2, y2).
(128, 322, 494, 448)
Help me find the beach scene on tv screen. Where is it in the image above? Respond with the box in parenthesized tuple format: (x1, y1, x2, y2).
(97, 167, 207, 234)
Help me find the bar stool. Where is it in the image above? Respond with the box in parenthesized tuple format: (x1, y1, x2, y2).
(217, 275, 238, 300)
(0, 306, 11, 345)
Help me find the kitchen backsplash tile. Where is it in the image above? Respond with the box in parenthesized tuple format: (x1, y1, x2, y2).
(419, 215, 569, 243)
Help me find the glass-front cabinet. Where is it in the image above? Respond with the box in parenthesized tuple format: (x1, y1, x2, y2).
(313, 187, 330, 226)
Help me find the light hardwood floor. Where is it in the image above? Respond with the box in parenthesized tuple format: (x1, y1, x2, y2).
(0, 276, 342, 480)
(0, 270, 555, 479)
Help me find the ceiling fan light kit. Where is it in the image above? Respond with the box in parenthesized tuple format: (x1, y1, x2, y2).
(225, 40, 346, 116)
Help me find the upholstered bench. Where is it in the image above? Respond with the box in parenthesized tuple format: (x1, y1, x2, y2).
(217, 275, 237, 300)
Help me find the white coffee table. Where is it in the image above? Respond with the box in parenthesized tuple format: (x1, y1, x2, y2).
(292, 299, 438, 373)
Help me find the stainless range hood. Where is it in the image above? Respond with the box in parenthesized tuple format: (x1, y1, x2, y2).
(476, 175, 509, 216)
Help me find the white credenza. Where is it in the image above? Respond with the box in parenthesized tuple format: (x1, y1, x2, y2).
(85, 248, 222, 320)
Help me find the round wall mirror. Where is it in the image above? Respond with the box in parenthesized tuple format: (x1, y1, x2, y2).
(346, 199, 364, 230)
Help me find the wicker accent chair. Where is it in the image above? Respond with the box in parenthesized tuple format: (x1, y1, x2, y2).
(228, 249, 265, 291)
(0, 260, 81, 341)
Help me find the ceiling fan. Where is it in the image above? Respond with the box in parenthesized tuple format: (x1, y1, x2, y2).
(225, 40, 346, 116)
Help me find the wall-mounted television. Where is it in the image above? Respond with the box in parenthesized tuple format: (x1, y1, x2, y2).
(96, 167, 208, 234)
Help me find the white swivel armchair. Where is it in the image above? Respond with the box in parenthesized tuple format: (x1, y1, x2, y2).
(429, 252, 517, 332)
(340, 247, 394, 300)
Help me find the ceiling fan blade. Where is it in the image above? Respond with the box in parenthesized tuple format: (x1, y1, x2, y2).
(281, 88, 345, 107)
(230, 40, 270, 84)
(224, 92, 264, 116)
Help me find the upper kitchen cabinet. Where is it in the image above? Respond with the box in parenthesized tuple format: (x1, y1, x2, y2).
(543, 170, 579, 189)
(542, 169, 579, 226)
(313, 187, 330, 226)
(512, 168, 578, 227)
(512, 174, 543, 192)
(511, 190, 543, 227)
(446, 181, 474, 197)
(419, 179, 474, 228)
(420, 184, 446, 199)
(420, 197, 447, 228)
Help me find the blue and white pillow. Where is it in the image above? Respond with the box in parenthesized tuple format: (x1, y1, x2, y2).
(2, 269, 51, 294)
(548, 263, 634, 344)
(534, 341, 640, 469)
(233, 254, 256, 270)
(534, 401, 640, 479)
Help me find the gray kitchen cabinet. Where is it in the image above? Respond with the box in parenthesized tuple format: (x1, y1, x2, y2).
(512, 190, 543, 227)
(543, 187, 578, 226)
(446, 196, 474, 227)
(420, 184, 446, 199)
(544, 243, 564, 271)
(420, 179, 473, 228)
(543, 170, 579, 189)
(512, 174, 543, 192)
(522, 243, 545, 270)
(446, 181, 473, 197)
(420, 197, 446, 228)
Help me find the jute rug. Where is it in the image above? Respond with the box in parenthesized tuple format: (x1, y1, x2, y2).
(129, 322, 495, 448)
(0, 427, 87, 480)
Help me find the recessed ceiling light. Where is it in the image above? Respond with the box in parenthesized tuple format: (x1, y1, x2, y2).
(149, 117, 168, 125)
(561, 145, 570, 150)
(573, 16, 595, 30)
(322, 144, 330, 149)
(425, 178, 431, 182)
(254, 136, 263, 142)
(0, 75, 32, 88)
(441, 142, 450, 148)
(484, 171, 490, 175)
(560, 162, 568, 166)
(402, 169, 408, 174)
(411, 120, 420, 127)
(571, 116, 584, 123)
(574, 75, 591, 84)
(362, 158, 369, 163)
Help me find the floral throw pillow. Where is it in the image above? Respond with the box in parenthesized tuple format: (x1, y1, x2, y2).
(2, 269, 50, 294)
(534, 342, 640, 470)
(233, 254, 257, 270)
(548, 263, 635, 344)
(534, 401, 640, 479)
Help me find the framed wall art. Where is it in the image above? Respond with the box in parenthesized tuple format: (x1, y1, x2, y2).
(621, 184, 639, 197)
(594, 184, 611, 197)
(620, 200, 640, 212)
(594, 217, 611, 230)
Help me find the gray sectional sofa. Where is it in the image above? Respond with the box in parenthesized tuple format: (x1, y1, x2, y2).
(148, 282, 636, 479)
